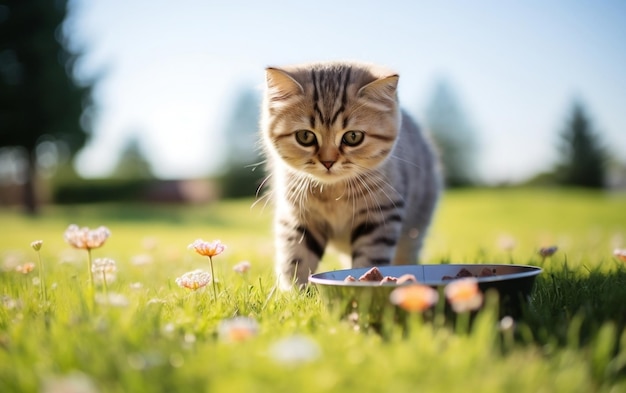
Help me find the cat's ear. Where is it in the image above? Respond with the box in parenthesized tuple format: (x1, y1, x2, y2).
(357, 75, 399, 111)
(265, 67, 304, 102)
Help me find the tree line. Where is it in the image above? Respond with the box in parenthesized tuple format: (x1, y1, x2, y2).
(217, 82, 613, 196)
(0, 0, 618, 214)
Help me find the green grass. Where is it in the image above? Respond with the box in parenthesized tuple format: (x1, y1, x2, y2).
(1, 188, 625, 392)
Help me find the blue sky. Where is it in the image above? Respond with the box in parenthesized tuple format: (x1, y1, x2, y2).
(67, 0, 626, 183)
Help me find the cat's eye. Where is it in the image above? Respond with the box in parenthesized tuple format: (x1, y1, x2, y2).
(342, 130, 365, 147)
(295, 130, 317, 147)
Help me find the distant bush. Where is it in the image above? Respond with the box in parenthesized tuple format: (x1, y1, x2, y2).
(217, 166, 265, 199)
(52, 179, 153, 204)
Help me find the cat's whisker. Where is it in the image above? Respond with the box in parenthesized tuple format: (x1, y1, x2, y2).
(353, 165, 404, 208)
(252, 173, 274, 213)
(255, 174, 272, 198)
(346, 178, 358, 229)
(353, 172, 380, 224)
(251, 190, 273, 213)
(245, 159, 268, 171)
(388, 154, 423, 171)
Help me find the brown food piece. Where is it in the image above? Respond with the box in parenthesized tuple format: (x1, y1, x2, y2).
(358, 267, 384, 282)
(456, 268, 474, 278)
(480, 267, 495, 277)
(346, 265, 498, 284)
(396, 274, 418, 284)
(442, 266, 497, 281)
(380, 276, 398, 284)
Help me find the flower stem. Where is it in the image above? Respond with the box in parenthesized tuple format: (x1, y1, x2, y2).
(102, 271, 108, 300)
(87, 248, 95, 309)
(209, 256, 217, 300)
(36, 250, 47, 305)
(455, 311, 471, 335)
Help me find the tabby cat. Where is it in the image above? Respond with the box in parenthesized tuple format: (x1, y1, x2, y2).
(260, 61, 440, 290)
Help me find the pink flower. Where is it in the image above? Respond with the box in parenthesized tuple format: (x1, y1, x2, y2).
(64, 225, 111, 250)
(539, 246, 558, 258)
(389, 284, 439, 312)
(497, 235, 516, 251)
(444, 277, 483, 313)
(188, 239, 226, 257)
(175, 269, 212, 290)
(233, 261, 251, 274)
(16, 262, 35, 274)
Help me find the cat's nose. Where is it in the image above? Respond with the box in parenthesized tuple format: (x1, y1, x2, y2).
(321, 160, 335, 169)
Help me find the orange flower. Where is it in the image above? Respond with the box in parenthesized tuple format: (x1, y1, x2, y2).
(64, 225, 110, 250)
(444, 277, 483, 313)
(614, 248, 626, 263)
(188, 239, 226, 257)
(16, 262, 35, 274)
(389, 284, 439, 312)
(218, 317, 259, 343)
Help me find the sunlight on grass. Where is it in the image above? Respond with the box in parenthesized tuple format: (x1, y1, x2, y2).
(0, 188, 625, 392)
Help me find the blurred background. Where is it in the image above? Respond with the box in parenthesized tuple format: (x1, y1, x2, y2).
(1, 0, 625, 214)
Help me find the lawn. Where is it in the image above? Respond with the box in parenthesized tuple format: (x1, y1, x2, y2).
(1, 187, 625, 392)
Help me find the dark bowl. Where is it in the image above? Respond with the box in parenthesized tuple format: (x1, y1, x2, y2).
(309, 264, 542, 327)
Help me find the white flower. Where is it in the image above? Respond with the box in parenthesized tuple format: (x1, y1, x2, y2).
(31, 240, 43, 251)
(95, 292, 129, 307)
(91, 258, 117, 274)
(233, 261, 251, 274)
(64, 225, 111, 250)
(269, 335, 321, 365)
(42, 371, 98, 393)
(175, 269, 212, 290)
(129, 282, 143, 290)
(131, 254, 153, 266)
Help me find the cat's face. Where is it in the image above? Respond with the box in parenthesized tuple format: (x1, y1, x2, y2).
(262, 62, 401, 184)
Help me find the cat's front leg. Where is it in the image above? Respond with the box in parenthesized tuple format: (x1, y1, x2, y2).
(350, 219, 403, 268)
(274, 216, 326, 290)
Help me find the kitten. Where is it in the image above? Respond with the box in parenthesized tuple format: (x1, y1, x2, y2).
(260, 61, 440, 290)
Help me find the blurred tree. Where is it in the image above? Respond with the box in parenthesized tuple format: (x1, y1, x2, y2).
(554, 101, 607, 188)
(424, 80, 478, 188)
(217, 87, 265, 198)
(111, 133, 154, 180)
(0, 0, 94, 214)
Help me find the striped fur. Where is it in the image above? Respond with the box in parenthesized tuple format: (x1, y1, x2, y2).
(260, 61, 441, 290)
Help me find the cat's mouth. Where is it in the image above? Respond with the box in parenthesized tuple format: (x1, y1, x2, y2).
(300, 159, 356, 184)
(310, 163, 351, 184)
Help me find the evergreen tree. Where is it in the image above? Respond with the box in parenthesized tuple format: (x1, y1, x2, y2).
(424, 80, 478, 188)
(555, 102, 607, 188)
(218, 87, 264, 198)
(111, 134, 154, 180)
(0, 0, 94, 213)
